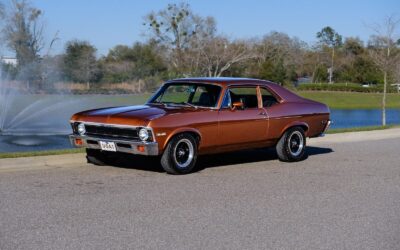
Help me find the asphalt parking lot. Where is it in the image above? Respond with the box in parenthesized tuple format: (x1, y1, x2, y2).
(0, 129, 399, 250)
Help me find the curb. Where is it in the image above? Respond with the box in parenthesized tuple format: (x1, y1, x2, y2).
(310, 128, 400, 145)
(0, 153, 86, 172)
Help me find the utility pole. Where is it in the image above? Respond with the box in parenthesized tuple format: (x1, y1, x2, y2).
(329, 47, 335, 84)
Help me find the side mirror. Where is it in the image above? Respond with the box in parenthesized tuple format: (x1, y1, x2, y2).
(232, 101, 244, 110)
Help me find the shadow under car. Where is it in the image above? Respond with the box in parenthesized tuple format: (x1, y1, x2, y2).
(97, 146, 334, 173)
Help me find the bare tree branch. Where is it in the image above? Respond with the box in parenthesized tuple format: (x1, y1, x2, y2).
(368, 14, 400, 125)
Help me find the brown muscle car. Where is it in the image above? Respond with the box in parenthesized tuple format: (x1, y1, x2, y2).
(70, 77, 330, 174)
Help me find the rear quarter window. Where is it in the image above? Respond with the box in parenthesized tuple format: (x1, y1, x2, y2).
(260, 87, 278, 107)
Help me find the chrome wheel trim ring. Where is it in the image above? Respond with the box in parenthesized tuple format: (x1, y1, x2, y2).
(288, 131, 304, 157)
(173, 138, 194, 168)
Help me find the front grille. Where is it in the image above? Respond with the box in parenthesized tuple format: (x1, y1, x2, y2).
(84, 124, 139, 140)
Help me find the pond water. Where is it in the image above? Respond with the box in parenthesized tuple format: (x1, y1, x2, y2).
(331, 109, 400, 128)
(0, 107, 399, 153)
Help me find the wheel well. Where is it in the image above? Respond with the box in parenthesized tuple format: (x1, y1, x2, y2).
(283, 125, 308, 136)
(297, 125, 308, 133)
(185, 132, 201, 144)
(169, 131, 201, 146)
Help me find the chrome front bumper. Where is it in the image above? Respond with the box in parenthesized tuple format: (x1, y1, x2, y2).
(69, 134, 159, 156)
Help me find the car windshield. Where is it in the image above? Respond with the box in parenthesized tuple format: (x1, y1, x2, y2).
(148, 83, 222, 108)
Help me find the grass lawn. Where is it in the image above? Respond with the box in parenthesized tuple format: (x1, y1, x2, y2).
(326, 125, 399, 134)
(0, 148, 85, 159)
(297, 91, 400, 109)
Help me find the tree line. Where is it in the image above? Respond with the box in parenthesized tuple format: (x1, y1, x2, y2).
(1, 1, 399, 93)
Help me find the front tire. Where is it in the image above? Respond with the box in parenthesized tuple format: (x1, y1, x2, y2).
(276, 127, 306, 162)
(161, 133, 198, 174)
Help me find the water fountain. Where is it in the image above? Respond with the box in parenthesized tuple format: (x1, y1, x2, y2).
(0, 71, 91, 152)
(0, 68, 144, 153)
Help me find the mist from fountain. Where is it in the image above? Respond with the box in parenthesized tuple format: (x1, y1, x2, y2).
(0, 70, 90, 151)
(0, 72, 16, 132)
(0, 68, 138, 152)
(0, 68, 96, 149)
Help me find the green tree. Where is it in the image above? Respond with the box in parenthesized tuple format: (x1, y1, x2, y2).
(343, 37, 364, 56)
(253, 32, 307, 84)
(63, 40, 99, 89)
(100, 41, 166, 84)
(259, 59, 286, 84)
(317, 26, 343, 83)
(337, 54, 381, 84)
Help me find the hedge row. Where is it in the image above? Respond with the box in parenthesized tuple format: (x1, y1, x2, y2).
(296, 83, 399, 93)
(71, 88, 141, 95)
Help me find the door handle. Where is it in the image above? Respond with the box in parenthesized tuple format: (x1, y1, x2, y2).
(259, 111, 267, 116)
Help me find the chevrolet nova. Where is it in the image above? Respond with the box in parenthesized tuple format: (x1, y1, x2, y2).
(70, 77, 330, 174)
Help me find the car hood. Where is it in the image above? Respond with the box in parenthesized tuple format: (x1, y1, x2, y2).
(71, 104, 192, 126)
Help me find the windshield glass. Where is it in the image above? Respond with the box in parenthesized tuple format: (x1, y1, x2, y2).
(148, 83, 222, 108)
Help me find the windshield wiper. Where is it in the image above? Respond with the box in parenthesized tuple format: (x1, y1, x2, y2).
(178, 102, 197, 108)
(149, 102, 167, 107)
(153, 102, 197, 108)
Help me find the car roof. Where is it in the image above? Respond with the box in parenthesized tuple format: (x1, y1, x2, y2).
(167, 77, 307, 103)
(168, 77, 273, 85)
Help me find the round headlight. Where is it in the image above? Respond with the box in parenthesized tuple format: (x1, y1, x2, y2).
(77, 123, 86, 135)
(138, 128, 149, 141)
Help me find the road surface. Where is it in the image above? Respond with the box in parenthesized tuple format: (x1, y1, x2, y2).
(1, 129, 400, 250)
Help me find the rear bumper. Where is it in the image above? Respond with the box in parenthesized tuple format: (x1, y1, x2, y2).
(69, 134, 159, 156)
(318, 120, 331, 137)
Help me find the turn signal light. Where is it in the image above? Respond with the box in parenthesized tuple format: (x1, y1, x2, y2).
(75, 138, 83, 146)
(137, 145, 145, 152)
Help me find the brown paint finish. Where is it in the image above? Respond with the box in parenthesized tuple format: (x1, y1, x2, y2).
(218, 107, 268, 145)
(70, 78, 330, 155)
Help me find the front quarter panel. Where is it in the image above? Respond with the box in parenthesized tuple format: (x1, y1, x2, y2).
(148, 109, 219, 154)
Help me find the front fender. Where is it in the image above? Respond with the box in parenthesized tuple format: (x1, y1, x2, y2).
(161, 127, 203, 152)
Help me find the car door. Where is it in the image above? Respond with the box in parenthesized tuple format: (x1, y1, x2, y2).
(259, 86, 281, 141)
(217, 85, 269, 148)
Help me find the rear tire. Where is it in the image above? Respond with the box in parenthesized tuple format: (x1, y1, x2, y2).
(161, 133, 198, 175)
(276, 127, 306, 162)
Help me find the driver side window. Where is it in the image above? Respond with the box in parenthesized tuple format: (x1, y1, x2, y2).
(221, 87, 258, 109)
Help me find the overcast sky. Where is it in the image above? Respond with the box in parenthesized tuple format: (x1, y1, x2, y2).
(2, 0, 400, 56)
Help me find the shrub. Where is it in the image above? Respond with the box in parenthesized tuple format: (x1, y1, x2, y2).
(296, 83, 398, 93)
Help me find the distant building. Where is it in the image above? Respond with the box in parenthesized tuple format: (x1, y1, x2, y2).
(0, 56, 18, 66)
(293, 76, 312, 87)
(391, 83, 400, 92)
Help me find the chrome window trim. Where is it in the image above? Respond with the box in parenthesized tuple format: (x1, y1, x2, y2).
(146, 81, 223, 109)
(219, 88, 232, 109)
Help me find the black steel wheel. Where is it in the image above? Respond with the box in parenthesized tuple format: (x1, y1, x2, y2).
(276, 127, 306, 162)
(161, 133, 198, 174)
